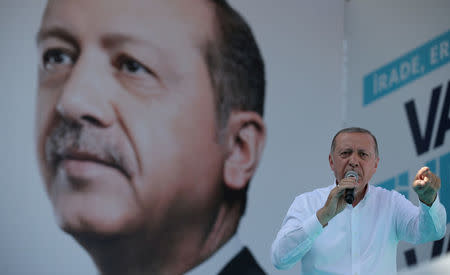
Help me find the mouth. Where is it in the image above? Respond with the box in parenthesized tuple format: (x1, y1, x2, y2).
(345, 170, 361, 181)
(55, 151, 131, 180)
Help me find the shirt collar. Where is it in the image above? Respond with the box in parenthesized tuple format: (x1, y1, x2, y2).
(185, 234, 243, 275)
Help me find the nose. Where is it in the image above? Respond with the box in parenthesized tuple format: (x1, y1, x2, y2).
(56, 54, 114, 128)
(348, 153, 359, 168)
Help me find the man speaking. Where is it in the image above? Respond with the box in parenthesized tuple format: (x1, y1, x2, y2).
(271, 127, 446, 274)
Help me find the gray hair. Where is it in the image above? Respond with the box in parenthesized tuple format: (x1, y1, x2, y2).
(330, 127, 379, 157)
(203, 0, 265, 130)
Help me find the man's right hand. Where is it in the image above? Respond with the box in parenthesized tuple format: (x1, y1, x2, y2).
(316, 179, 357, 227)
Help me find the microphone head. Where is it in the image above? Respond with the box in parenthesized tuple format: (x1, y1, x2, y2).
(344, 171, 358, 204)
(345, 170, 358, 181)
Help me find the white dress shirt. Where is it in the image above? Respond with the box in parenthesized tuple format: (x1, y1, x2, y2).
(185, 234, 243, 275)
(271, 183, 447, 275)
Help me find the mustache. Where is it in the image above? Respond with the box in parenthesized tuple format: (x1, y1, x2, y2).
(45, 120, 132, 179)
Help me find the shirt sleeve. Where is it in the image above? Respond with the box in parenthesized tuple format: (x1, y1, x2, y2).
(271, 195, 324, 270)
(395, 192, 447, 244)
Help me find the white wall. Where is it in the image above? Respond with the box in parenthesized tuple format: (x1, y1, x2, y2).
(0, 1, 344, 275)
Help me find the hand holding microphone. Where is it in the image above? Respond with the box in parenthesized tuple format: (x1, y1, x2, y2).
(344, 171, 358, 204)
(317, 171, 359, 226)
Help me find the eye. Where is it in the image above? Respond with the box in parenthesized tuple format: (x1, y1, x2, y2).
(340, 151, 351, 157)
(42, 48, 74, 71)
(359, 152, 369, 158)
(113, 54, 162, 92)
(117, 55, 152, 76)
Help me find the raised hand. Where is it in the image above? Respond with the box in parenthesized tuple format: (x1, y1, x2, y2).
(413, 166, 441, 206)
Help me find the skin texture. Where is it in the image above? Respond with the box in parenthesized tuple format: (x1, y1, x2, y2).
(35, 0, 266, 274)
(317, 132, 440, 227)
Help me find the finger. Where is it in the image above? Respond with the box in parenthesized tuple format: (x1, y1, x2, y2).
(332, 186, 350, 203)
(337, 181, 357, 189)
(427, 173, 441, 190)
(422, 175, 430, 185)
(334, 184, 346, 196)
(421, 172, 436, 186)
(339, 177, 358, 185)
(413, 179, 427, 189)
(340, 178, 357, 183)
(414, 166, 430, 180)
(423, 170, 435, 183)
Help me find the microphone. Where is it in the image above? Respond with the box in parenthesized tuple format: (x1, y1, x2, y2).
(344, 171, 358, 204)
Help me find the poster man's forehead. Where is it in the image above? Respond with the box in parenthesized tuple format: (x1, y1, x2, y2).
(41, 0, 216, 48)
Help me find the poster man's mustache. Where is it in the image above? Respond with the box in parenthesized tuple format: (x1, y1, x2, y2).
(45, 120, 132, 179)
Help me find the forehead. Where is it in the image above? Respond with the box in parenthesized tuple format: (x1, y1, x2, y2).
(335, 132, 375, 151)
(41, 0, 215, 49)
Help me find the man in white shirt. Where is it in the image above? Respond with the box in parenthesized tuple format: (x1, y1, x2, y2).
(35, 0, 266, 274)
(271, 127, 446, 275)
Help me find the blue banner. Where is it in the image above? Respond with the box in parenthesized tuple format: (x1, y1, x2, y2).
(363, 30, 450, 106)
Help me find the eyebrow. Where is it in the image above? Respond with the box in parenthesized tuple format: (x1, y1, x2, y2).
(100, 33, 166, 56)
(35, 28, 167, 62)
(35, 28, 163, 53)
(339, 148, 370, 154)
(36, 27, 79, 47)
(101, 33, 141, 49)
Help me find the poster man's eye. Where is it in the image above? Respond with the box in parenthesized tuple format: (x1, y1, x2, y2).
(117, 56, 152, 76)
(42, 49, 74, 71)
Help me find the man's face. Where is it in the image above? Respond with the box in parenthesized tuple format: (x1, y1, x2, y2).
(329, 132, 379, 193)
(36, 0, 225, 235)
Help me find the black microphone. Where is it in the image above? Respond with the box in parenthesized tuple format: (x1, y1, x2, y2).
(344, 171, 358, 204)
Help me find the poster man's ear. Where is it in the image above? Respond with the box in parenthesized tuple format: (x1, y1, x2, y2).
(223, 111, 266, 190)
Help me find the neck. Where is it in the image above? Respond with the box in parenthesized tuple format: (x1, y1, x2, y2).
(73, 202, 241, 275)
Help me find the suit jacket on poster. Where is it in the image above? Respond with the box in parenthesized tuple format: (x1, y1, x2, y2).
(218, 247, 266, 275)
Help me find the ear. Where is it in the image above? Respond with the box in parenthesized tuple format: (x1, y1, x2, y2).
(223, 111, 266, 190)
(329, 154, 334, 171)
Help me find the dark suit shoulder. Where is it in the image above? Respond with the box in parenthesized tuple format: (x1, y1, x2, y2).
(218, 247, 266, 275)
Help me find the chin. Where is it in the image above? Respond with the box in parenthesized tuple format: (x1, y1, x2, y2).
(48, 167, 143, 237)
(53, 194, 142, 237)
